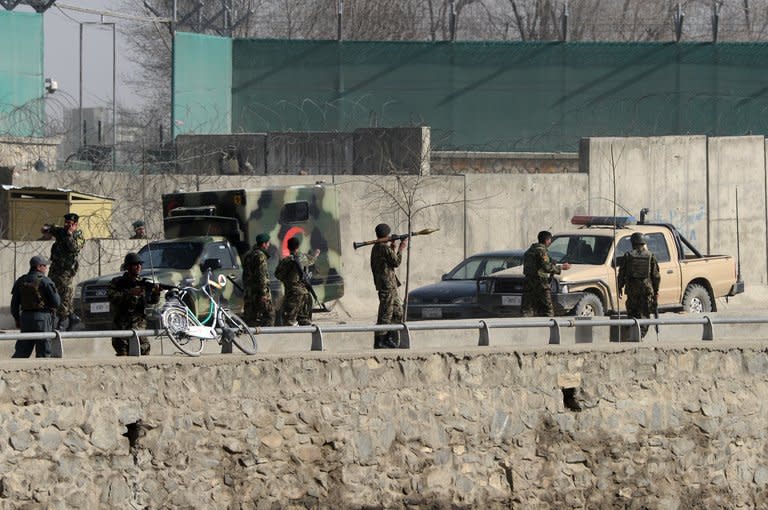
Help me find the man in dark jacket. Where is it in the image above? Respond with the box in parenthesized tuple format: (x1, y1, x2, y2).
(10, 255, 61, 358)
(370, 223, 407, 348)
(108, 252, 160, 355)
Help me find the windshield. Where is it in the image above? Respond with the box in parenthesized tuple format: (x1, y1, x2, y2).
(138, 242, 204, 270)
(548, 235, 613, 265)
(447, 254, 523, 280)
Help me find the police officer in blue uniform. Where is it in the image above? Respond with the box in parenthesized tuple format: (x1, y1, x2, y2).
(10, 255, 61, 358)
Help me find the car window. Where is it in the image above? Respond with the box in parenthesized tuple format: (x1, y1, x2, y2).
(201, 242, 236, 269)
(550, 235, 612, 264)
(448, 258, 483, 279)
(139, 242, 203, 270)
(616, 234, 671, 263)
(482, 257, 516, 276)
(647, 233, 671, 262)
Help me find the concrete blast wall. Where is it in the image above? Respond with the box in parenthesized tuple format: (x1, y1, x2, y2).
(585, 135, 765, 285)
(0, 134, 764, 317)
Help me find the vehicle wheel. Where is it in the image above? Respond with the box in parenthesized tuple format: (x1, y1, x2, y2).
(219, 310, 258, 354)
(682, 283, 712, 313)
(162, 307, 204, 356)
(574, 293, 604, 317)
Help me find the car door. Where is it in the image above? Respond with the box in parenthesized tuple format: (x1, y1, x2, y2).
(615, 233, 680, 307)
(199, 242, 243, 309)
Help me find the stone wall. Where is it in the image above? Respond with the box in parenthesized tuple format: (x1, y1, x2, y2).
(0, 136, 60, 172)
(0, 344, 767, 507)
(431, 151, 580, 174)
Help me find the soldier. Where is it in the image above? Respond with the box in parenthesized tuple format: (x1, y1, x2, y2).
(370, 223, 407, 349)
(521, 230, 571, 317)
(242, 232, 275, 327)
(618, 232, 661, 338)
(275, 237, 319, 326)
(44, 213, 85, 330)
(10, 256, 61, 358)
(108, 252, 160, 356)
(130, 220, 147, 239)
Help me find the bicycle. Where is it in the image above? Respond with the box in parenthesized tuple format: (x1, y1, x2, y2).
(160, 269, 257, 356)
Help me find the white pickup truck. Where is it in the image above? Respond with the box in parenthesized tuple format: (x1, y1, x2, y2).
(477, 214, 744, 317)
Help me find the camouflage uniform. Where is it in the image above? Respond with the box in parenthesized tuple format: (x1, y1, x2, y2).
(275, 252, 316, 326)
(242, 245, 275, 327)
(618, 246, 661, 338)
(521, 243, 561, 317)
(370, 243, 403, 347)
(10, 267, 60, 358)
(108, 273, 160, 355)
(48, 225, 84, 325)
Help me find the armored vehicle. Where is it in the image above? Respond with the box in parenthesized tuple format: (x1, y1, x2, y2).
(73, 184, 344, 329)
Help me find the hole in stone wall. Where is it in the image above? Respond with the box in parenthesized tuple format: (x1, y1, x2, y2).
(562, 388, 582, 412)
(123, 421, 142, 452)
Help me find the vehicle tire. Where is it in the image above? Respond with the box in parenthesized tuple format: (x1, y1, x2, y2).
(574, 293, 604, 317)
(682, 283, 712, 313)
(219, 310, 258, 354)
(162, 307, 204, 356)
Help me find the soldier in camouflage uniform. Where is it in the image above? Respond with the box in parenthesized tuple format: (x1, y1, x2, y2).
(10, 255, 60, 358)
(108, 252, 160, 355)
(44, 213, 85, 330)
(370, 223, 407, 349)
(618, 232, 660, 338)
(242, 233, 275, 327)
(275, 237, 319, 326)
(521, 230, 571, 317)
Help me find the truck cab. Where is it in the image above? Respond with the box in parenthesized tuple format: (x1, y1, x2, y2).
(477, 214, 743, 317)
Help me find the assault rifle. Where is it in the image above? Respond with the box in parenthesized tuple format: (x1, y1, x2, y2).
(353, 228, 440, 250)
(292, 257, 329, 312)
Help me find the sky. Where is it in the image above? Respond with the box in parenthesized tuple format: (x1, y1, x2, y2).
(42, 0, 145, 115)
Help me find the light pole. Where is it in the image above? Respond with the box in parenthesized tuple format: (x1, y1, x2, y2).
(78, 18, 117, 171)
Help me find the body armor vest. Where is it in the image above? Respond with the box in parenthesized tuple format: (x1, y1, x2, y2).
(627, 253, 652, 279)
(20, 274, 46, 311)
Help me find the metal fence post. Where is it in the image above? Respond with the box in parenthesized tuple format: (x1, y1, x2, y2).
(399, 323, 411, 349)
(549, 319, 561, 344)
(51, 331, 64, 358)
(128, 330, 141, 356)
(311, 325, 324, 351)
(220, 328, 234, 353)
(478, 320, 490, 346)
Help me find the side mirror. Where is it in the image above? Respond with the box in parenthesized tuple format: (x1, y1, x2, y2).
(441, 273, 449, 281)
(201, 258, 222, 271)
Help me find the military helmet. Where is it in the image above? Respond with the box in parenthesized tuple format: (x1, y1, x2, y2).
(630, 232, 647, 245)
(124, 252, 142, 265)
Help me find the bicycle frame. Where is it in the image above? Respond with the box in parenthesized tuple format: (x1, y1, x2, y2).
(163, 270, 227, 340)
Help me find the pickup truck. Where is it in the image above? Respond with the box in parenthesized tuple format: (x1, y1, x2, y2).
(477, 214, 744, 317)
(72, 236, 270, 330)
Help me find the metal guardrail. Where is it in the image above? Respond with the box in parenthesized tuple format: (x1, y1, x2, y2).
(1, 315, 768, 358)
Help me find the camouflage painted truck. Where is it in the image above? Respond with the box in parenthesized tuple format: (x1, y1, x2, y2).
(476, 213, 744, 317)
(73, 184, 344, 329)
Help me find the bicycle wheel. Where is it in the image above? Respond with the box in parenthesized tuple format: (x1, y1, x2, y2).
(218, 310, 258, 354)
(162, 307, 205, 356)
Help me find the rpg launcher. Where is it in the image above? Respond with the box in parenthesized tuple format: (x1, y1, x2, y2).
(353, 228, 440, 250)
